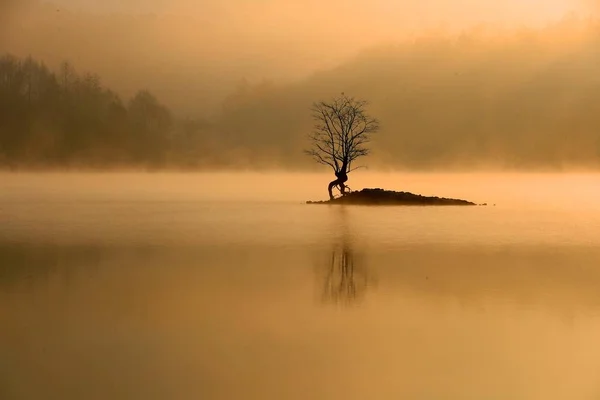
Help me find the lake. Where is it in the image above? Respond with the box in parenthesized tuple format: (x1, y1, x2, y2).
(1, 172, 600, 400)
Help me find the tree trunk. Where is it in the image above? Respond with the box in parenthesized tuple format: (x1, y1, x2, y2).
(327, 171, 348, 200)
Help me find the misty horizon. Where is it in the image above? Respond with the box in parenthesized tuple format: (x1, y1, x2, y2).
(3, 1, 600, 171)
(1, 0, 591, 113)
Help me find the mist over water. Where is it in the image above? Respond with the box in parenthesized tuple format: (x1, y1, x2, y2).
(2, 172, 600, 400)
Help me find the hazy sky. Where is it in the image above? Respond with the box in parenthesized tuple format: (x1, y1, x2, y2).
(2, 0, 595, 115)
(39, 0, 589, 72)
(52, 0, 577, 28)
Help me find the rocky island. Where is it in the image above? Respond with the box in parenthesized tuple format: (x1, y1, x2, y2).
(307, 188, 477, 206)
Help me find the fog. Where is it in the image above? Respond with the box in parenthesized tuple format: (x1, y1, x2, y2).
(1, 0, 581, 113)
(2, 0, 600, 170)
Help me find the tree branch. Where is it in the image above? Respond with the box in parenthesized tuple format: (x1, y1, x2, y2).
(306, 93, 379, 176)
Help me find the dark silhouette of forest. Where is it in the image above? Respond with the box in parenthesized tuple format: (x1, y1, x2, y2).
(0, 55, 212, 168)
(3, 16, 600, 170)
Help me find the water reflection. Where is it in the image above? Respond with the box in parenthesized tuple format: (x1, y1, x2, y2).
(319, 207, 373, 305)
(0, 245, 107, 293)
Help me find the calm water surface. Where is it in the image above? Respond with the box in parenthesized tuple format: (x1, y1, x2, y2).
(1, 172, 600, 400)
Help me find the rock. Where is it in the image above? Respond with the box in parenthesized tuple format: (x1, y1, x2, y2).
(306, 188, 476, 206)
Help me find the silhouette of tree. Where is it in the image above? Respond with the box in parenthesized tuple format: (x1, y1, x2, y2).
(128, 90, 172, 165)
(0, 54, 180, 168)
(306, 93, 379, 200)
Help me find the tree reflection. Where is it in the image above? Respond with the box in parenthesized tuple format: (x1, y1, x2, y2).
(318, 208, 373, 305)
(0, 244, 101, 291)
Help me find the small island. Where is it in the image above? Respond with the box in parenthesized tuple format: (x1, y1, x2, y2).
(304, 94, 479, 207)
(307, 188, 476, 206)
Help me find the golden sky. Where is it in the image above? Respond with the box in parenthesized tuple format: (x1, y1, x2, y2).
(52, 0, 578, 28)
(1, 0, 595, 115)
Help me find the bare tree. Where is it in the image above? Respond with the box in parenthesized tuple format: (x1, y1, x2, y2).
(306, 93, 379, 200)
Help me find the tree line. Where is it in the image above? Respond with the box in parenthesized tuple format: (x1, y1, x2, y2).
(4, 15, 600, 172)
(0, 54, 214, 168)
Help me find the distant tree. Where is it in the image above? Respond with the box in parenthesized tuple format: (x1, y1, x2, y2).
(59, 61, 76, 93)
(128, 90, 172, 164)
(306, 93, 379, 200)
